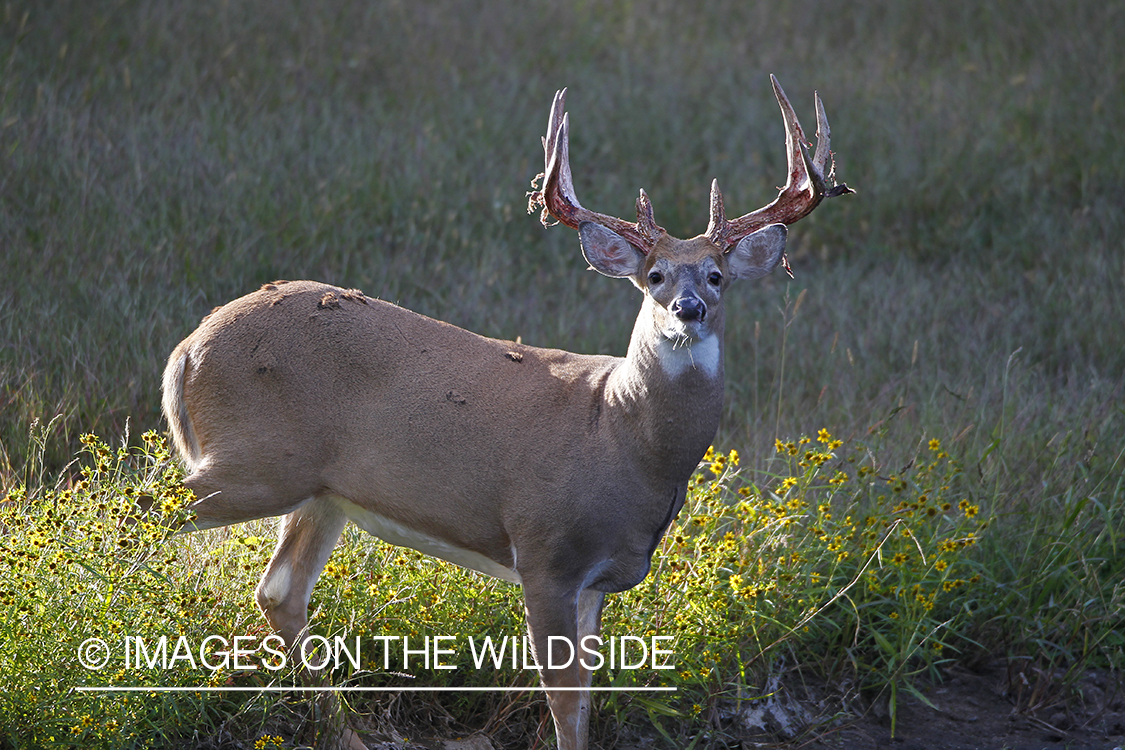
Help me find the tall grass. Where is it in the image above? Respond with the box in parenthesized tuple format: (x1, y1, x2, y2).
(2, 0, 1121, 474)
(3, 428, 1118, 746)
(1, 0, 1122, 746)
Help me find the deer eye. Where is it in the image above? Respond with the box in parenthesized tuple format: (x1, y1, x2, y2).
(708, 271, 723, 286)
(648, 271, 664, 285)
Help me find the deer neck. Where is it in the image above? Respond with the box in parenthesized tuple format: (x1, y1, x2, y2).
(604, 295, 726, 481)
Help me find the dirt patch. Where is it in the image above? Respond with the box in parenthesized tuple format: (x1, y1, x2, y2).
(776, 664, 1125, 750)
(242, 665, 1125, 750)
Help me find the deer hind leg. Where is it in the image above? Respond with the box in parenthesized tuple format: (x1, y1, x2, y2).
(253, 496, 365, 749)
(523, 584, 606, 750)
(255, 495, 349, 651)
(180, 456, 326, 533)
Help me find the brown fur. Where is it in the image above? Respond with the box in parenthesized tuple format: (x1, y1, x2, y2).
(159, 78, 844, 750)
(161, 231, 772, 750)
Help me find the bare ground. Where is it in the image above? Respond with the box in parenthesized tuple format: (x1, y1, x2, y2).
(798, 664, 1125, 750)
(228, 664, 1125, 750)
(677, 663, 1125, 750)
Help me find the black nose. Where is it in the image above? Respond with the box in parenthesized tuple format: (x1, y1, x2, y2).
(672, 296, 706, 322)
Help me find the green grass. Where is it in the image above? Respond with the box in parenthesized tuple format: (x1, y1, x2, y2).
(1, 0, 1123, 747)
(2, 429, 1119, 746)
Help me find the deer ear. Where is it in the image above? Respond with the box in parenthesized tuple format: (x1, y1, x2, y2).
(578, 221, 646, 278)
(727, 224, 788, 281)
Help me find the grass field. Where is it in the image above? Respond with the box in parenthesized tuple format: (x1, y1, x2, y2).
(1, 1, 1123, 747)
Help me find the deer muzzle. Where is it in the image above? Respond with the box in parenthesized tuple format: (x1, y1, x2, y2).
(671, 296, 706, 322)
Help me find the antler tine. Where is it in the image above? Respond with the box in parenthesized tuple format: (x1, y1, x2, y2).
(814, 90, 854, 200)
(541, 88, 567, 182)
(553, 113, 580, 215)
(812, 91, 831, 176)
(773, 74, 812, 186)
(528, 89, 664, 253)
(707, 75, 852, 249)
(706, 178, 726, 238)
(636, 189, 660, 237)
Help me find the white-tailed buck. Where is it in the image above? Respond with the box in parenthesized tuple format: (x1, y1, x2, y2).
(162, 75, 850, 749)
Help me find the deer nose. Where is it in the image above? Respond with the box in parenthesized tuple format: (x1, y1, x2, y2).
(672, 296, 706, 322)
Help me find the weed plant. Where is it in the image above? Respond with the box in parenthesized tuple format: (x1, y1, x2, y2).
(614, 432, 992, 739)
(4, 425, 1119, 746)
(0, 429, 229, 747)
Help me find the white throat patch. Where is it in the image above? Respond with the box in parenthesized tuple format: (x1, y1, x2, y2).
(656, 334, 721, 378)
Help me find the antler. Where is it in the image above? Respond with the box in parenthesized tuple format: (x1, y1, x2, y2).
(527, 89, 665, 254)
(706, 75, 853, 250)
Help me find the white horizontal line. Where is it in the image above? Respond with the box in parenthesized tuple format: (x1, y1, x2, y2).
(76, 685, 676, 693)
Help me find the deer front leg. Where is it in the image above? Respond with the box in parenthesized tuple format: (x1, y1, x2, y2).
(575, 588, 606, 734)
(523, 583, 606, 750)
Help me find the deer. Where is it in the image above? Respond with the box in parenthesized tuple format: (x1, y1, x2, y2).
(161, 75, 850, 750)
